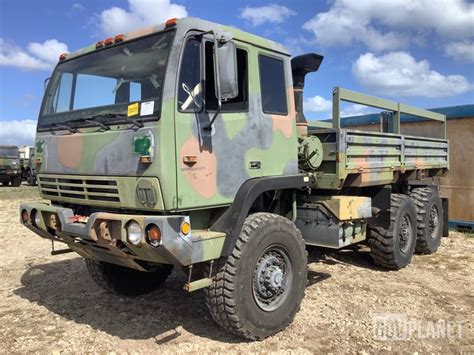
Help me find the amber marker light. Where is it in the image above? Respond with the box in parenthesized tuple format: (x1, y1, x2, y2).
(114, 34, 124, 43)
(140, 155, 152, 164)
(21, 209, 29, 223)
(146, 224, 161, 247)
(104, 37, 114, 46)
(59, 53, 68, 61)
(96, 41, 104, 49)
(181, 221, 191, 236)
(165, 18, 177, 27)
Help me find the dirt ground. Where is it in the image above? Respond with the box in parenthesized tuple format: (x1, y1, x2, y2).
(1, 185, 473, 353)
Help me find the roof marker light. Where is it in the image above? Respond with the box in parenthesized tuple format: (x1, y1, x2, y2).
(104, 37, 114, 46)
(96, 41, 104, 49)
(165, 18, 177, 27)
(114, 34, 124, 43)
(59, 53, 68, 61)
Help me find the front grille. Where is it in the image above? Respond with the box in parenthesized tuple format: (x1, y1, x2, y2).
(39, 176, 120, 203)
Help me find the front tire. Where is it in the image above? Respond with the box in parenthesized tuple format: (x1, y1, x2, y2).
(85, 259, 173, 297)
(27, 171, 36, 186)
(12, 177, 21, 187)
(367, 194, 417, 270)
(204, 213, 308, 340)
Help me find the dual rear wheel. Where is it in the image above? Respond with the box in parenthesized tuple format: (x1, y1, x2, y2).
(368, 188, 443, 270)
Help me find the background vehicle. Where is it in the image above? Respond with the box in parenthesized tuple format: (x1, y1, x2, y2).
(20, 17, 448, 340)
(0, 145, 21, 186)
(19, 146, 37, 185)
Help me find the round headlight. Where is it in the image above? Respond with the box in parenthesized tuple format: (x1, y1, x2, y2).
(127, 221, 143, 245)
(31, 210, 41, 227)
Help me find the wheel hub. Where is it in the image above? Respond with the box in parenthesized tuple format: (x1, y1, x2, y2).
(253, 247, 292, 311)
(429, 205, 440, 239)
(399, 214, 412, 254)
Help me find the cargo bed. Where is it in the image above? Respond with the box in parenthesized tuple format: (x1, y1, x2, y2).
(310, 129, 448, 189)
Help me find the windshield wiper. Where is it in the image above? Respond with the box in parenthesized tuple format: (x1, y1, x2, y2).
(91, 113, 144, 130)
(83, 118, 110, 131)
(50, 122, 79, 134)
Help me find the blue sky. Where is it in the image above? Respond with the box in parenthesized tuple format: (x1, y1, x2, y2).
(0, 0, 473, 145)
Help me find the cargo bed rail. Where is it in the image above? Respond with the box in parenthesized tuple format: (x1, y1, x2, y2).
(331, 87, 447, 139)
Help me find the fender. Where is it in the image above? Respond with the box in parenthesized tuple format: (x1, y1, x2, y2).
(210, 174, 311, 256)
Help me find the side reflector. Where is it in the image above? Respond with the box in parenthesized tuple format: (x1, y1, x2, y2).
(183, 155, 197, 164)
(165, 18, 177, 27)
(181, 222, 190, 236)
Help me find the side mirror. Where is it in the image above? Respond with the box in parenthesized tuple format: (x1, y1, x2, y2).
(214, 39, 238, 101)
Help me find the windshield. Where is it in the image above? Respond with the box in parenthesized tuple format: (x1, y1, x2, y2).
(38, 30, 175, 130)
(0, 146, 19, 158)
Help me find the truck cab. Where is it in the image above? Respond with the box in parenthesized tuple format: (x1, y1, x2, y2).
(0, 145, 21, 186)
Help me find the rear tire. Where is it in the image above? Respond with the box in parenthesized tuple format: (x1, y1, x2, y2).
(367, 194, 417, 270)
(85, 259, 173, 297)
(410, 187, 443, 254)
(204, 213, 308, 340)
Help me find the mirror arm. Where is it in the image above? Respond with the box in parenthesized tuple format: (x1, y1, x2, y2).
(200, 31, 223, 131)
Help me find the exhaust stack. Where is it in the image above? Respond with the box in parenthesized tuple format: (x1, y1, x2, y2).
(291, 53, 324, 137)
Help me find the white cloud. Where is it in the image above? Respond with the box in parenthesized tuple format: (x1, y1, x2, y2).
(444, 41, 474, 62)
(0, 120, 37, 146)
(0, 38, 68, 71)
(352, 51, 472, 98)
(304, 95, 332, 112)
(341, 104, 378, 117)
(27, 39, 68, 64)
(72, 3, 85, 11)
(240, 4, 296, 26)
(303, 0, 474, 51)
(99, 0, 187, 36)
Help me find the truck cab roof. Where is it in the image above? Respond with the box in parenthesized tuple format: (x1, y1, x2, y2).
(65, 17, 290, 63)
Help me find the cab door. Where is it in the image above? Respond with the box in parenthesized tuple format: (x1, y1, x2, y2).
(174, 34, 262, 210)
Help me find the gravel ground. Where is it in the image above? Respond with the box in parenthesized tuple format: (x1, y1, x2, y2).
(1, 186, 473, 353)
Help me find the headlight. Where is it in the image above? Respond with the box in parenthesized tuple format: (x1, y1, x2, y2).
(127, 221, 143, 245)
(31, 210, 41, 227)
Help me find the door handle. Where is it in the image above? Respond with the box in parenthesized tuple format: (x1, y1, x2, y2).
(249, 161, 261, 169)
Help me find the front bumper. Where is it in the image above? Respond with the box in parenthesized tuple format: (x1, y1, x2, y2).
(19, 202, 225, 270)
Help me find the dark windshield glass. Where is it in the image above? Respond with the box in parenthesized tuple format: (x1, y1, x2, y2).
(0, 146, 19, 158)
(38, 30, 175, 129)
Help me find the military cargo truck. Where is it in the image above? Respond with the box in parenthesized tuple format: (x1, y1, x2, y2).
(0, 145, 22, 186)
(20, 17, 449, 340)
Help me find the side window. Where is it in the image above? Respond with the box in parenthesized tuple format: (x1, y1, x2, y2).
(259, 55, 287, 115)
(53, 73, 73, 113)
(178, 38, 201, 112)
(205, 42, 248, 112)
